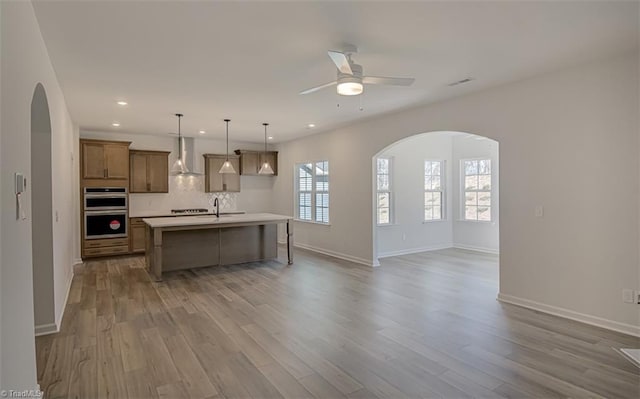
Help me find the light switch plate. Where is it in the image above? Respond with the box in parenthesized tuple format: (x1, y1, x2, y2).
(534, 205, 544, 218)
(623, 289, 634, 303)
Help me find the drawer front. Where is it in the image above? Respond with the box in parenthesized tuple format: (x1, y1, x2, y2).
(84, 237, 129, 248)
(84, 245, 130, 257)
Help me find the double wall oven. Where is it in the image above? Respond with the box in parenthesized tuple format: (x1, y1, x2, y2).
(84, 187, 128, 239)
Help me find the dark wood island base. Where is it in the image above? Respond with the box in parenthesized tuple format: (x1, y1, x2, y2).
(144, 213, 293, 281)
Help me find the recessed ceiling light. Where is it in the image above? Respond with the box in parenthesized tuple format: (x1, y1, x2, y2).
(116, 101, 128, 106)
(268, 136, 274, 140)
(199, 130, 206, 134)
(307, 123, 315, 128)
(112, 122, 121, 127)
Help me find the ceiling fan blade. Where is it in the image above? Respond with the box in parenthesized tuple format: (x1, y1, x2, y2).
(299, 81, 337, 95)
(363, 76, 415, 86)
(328, 50, 353, 75)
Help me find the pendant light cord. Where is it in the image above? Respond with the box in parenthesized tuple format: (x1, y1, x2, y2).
(224, 119, 231, 161)
(263, 123, 269, 155)
(176, 113, 183, 161)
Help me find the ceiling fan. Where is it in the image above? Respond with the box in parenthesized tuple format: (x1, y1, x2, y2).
(300, 45, 415, 96)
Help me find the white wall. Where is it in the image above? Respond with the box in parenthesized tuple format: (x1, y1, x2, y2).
(79, 130, 277, 216)
(375, 132, 499, 257)
(376, 132, 454, 257)
(273, 53, 639, 334)
(1, 1, 77, 390)
(452, 135, 500, 253)
(0, 1, 3, 390)
(30, 84, 55, 329)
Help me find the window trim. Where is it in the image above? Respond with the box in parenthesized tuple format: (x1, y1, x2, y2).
(460, 157, 493, 223)
(294, 160, 330, 225)
(424, 159, 446, 222)
(376, 157, 393, 226)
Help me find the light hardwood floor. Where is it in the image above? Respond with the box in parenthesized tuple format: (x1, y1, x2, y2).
(36, 248, 639, 398)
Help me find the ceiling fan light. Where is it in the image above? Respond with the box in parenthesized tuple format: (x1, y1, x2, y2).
(337, 81, 363, 96)
(219, 160, 236, 174)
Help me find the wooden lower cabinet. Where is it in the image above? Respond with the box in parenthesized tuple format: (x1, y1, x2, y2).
(82, 237, 130, 258)
(130, 217, 146, 253)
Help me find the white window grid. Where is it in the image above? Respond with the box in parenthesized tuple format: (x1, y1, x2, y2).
(295, 161, 329, 224)
(462, 158, 492, 222)
(424, 160, 444, 221)
(376, 157, 392, 225)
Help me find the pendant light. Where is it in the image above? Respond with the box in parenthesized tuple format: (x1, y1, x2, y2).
(219, 119, 236, 174)
(170, 113, 188, 174)
(258, 123, 274, 175)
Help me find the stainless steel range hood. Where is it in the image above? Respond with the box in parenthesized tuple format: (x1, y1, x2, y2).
(171, 136, 202, 176)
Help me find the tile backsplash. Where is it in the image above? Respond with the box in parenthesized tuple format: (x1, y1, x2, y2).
(129, 175, 238, 215)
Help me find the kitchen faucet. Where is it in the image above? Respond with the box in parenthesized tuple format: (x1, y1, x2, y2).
(213, 197, 220, 218)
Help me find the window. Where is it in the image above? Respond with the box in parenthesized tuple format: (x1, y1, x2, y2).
(424, 160, 444, 221)
(376, 158, 392, 225)
(296, 161, 329, 223)
(463, 159, 491, 221)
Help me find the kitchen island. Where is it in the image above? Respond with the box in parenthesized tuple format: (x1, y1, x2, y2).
(144, 213, 293, 281)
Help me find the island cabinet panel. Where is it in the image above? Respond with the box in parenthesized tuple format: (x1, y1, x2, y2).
(161, 229, 220, 271)
(234, 150, 278, 176)
(204, 154, 240, 192)
(129, 150, 169, 193)
(130, 217, 146, 253)
(220, 225, 277, 264)
(80, 139, 131, 182)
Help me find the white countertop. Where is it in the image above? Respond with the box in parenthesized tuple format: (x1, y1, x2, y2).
(143, 212, 293, 228)
(130, 210, 244, 218)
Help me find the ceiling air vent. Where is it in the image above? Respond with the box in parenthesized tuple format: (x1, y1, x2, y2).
(448, 78, 474, 87)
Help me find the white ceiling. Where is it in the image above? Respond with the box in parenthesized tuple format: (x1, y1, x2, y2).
(33, 1, 638, 143)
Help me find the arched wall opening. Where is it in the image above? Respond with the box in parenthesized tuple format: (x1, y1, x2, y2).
(30, 83, 55, 332)
(372, 130, 499, 265)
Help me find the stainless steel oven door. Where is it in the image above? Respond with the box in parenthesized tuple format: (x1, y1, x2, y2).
(84, 195, 127, 210)
(84, 210, 128, 239)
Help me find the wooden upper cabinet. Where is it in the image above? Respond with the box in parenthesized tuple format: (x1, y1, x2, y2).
(130, 152, 148, 192)
(204, 154, 240, 192)
(81, 139, 131, 181)
(129, 150, 169, 193)
(147, 153, 169, 192)
(104, 144, 130, 178)
(234, 150, 278, 176)
(82, 142, 106, 179)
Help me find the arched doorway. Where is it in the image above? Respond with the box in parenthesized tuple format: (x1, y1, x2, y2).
(31, 83, 55, 334)
(372, 131, 499, 263)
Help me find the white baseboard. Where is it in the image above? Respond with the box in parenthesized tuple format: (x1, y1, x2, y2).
(35, 265, 74, 337)
(378, 243, 453, 259)
(497, 293, 640, 337)
(293, 242, 376, 267)
(453, 243, 500, 255)
(56, 267, 74, 328)
(73, 257, 83, 265)
(34, 323, 57, 336)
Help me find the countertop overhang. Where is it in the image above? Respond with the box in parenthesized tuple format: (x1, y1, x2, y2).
(143, 212, 293, 228)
